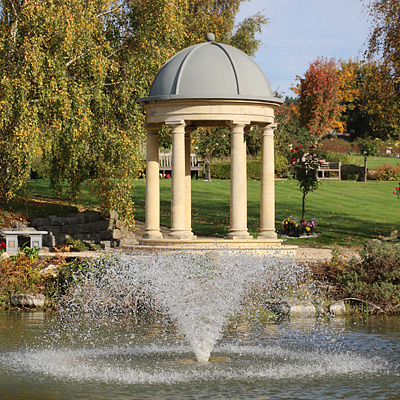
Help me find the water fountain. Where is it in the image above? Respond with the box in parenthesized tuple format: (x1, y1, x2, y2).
(63, 249, 309, 363)
(0, 248, 399, 399)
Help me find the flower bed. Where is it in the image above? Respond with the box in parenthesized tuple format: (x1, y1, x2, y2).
(282, 216, 318, 237)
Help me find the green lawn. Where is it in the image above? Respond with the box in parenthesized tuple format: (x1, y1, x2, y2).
(27, 179, 400, 247)
(350, 154, 400, 169)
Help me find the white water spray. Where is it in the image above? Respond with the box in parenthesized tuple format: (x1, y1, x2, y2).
(65, 248, 308, 362)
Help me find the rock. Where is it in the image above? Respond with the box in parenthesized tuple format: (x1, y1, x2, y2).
(39, 264, 59, 278)
(120, 237, 138, 246)
(329, 300, 347, 315)
(48, 215, 65, 226)
(112, 229, 122, 240)
(101, 240, 112, 249)
(42, 233, 56, 247)
(390, 230, 398, 239)
(12, 221, 35, 231)
(11, 293, 45, 308)
(0, 252, 11, 260)
(82, 210, 102, 223)
(30, 218, 50, 228)
(266, 299, 315, 316)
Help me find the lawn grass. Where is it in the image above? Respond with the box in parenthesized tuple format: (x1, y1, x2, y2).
(350, 154, 400, 169)
(128, 179, 399, 247)
(25, 178, 400, 247)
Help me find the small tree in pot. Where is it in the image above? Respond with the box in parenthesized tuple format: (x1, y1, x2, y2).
(290, 144, 322, 221)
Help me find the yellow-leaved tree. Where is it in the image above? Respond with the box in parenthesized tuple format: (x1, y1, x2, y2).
(0, 0, 267, 226)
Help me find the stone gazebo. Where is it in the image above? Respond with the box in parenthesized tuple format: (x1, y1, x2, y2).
(138, 34, 292, 253)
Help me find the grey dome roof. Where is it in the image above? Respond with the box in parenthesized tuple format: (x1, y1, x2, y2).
(139, 39, 282, 104)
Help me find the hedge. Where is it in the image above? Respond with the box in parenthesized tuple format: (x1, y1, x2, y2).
(210, 160, 261, 180)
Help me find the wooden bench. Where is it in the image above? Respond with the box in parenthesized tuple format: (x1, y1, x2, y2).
(317, 161, 341, 180)
(159, 153, 205, 178)
(0, 230, 48, 253)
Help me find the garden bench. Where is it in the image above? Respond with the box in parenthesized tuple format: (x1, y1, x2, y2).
(159, 153, 205, 178)
(0, 230, 48, 253)
(317, 161, 341, 180)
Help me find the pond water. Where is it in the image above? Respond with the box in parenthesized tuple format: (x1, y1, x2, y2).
(0, 312, 399, 400)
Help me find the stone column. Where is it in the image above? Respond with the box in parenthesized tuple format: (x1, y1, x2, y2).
(168, 120, 192, 239)
(227, 122, 251, 239)
(185, 132, 195, 237)
(143, 125, 162, 239)
(259, 123, 278, 239)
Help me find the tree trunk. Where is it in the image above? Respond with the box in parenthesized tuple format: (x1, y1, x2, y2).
(302, 192, 306, 221)
(364, 156, 367, 182)
(205, 162, 211, 181)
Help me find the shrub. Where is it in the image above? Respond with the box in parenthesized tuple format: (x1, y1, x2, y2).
(337, 241, 400, 313)
(210, 160, 262, 180)
(370, 164, 400, 181)
(320, 150, 355, 165)
(0, 254, 94, 309)
(65, 236, 91, 252)
(321, 137, 351, 153)
(275, 152, 291, 178)
(341, 164, 364, 180)
(247, 160, 261, 180)
(210, 161, 231, 179)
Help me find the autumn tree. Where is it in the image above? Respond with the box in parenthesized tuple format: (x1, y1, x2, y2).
(337, 59, 376, 139)
(363, 0, 400, 139)
(184, 0, 267, 55)
(296, 57, 343, 139)
(0, 0, 267, 225)
(0, 0, 156, 225)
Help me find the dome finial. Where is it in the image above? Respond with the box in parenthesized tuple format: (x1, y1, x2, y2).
(206, 33, 215, 42)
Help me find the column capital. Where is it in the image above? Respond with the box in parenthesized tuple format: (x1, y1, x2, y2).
(165, 119, 186, 128)
(228, 120, 251, 129)
(144, 123, 162, 133)
(260, 123, 278, 136)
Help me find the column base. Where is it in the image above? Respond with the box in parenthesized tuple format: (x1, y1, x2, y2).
(258, 230, 278, 239)
(226, 231, 253, 240)
(168, 230, 196, 240)
(142, 230, 163, 240)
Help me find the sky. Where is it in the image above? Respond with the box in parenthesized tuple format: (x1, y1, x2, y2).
(236, 0, 371, 97)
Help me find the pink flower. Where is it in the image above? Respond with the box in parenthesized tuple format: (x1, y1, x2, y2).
(291, 149, 295, 153)
(166, 174, 170, 178)
(292, 157, 297, 162)
(299, 145, 303, 149)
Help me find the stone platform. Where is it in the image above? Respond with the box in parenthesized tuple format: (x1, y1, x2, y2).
(136, 238, 297, 257)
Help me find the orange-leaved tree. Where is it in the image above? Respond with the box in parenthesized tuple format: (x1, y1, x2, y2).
(295, 57, 343, 139)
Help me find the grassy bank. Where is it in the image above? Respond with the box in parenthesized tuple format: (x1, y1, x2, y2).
(24, 179, 400, 247)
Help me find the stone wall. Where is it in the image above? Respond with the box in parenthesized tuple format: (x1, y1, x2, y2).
(30, 210, 137, 248)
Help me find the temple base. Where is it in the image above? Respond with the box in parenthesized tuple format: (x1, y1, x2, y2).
(136, 238, 297, 258)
